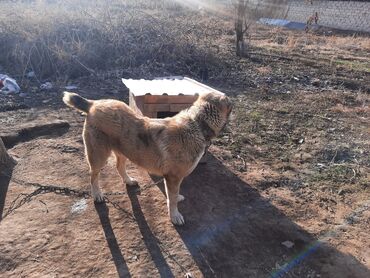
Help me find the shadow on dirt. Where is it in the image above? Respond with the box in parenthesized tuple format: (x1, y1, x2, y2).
(151, 154, 369, 277)
(1, 120, 70, 148)
(126, 185, 175, 278)
(94, 202, 131, 278)
(94, 153, 369, 277)
(0, 144, 16, 221)
(0, 173, 12, 221)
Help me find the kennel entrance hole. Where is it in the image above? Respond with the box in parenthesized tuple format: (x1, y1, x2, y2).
(157, 111, 178, 118)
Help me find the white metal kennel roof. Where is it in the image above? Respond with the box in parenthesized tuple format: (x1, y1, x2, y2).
(122, 76, 224, 96)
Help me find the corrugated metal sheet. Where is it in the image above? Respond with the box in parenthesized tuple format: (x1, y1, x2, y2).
(122, 76, 224, 96)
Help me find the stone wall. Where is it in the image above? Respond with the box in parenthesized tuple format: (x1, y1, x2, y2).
(286, 0, 370, 32)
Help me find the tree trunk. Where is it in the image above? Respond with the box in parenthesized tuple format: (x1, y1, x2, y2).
(0, 137, 16, 175)
(0, 137, 16, 220)
(235, 0, 246, 56)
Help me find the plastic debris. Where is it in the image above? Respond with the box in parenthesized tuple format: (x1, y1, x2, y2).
(258, 18, 309, 31)
(71, 199, 87, 214)
(26, 71, 35, 78)
(0, 74, 21, 94)
(40, 82, 53, 90)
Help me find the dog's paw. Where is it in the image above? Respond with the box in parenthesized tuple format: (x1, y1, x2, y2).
(170, 210, 185, 226)
(92, 190, 105, 203)
(125, 177, 138, 186)
(177, 194, 185, 202)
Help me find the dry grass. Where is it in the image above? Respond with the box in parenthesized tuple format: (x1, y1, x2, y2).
(252, 25, 370, 73)
(256, 65, 272, 74)
(0, 0, 233, 82)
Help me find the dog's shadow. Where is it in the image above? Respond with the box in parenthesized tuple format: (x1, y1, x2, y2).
(95, 179, 174, 277)
(94, 202, 132, 278)
(150, 154, 370, 277)
(126, 185, 175, 278)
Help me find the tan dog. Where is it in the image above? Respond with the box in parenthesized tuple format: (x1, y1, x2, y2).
(63, 91, 232, 225)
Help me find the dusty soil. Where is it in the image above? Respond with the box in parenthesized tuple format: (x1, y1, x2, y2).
(1, 24, 370, 278)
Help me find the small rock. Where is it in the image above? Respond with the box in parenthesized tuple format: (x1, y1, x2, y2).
(40, 82, 53, 90)
(221, 153, 232, 160)
(128, 255, 138, 262)
(281, 240, 294, 249)
(311, 78, 320, 86)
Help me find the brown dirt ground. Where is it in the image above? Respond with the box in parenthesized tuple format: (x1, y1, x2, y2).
(1, 25, 370, 278)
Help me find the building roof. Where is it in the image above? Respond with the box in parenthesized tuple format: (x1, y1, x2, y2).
(122, 76, 224, 96)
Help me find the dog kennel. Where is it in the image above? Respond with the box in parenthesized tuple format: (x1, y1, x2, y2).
(122, 76, 224, 118)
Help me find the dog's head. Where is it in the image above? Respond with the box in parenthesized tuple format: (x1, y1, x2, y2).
(194, 92, 233, 138)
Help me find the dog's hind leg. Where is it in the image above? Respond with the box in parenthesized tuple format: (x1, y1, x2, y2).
(84, 128, 110, 202)
(164, 175, 184, 225)
(114, 152, 138, 186)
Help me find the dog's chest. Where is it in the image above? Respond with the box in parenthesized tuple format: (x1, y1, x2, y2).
(185, 148, 205, 176)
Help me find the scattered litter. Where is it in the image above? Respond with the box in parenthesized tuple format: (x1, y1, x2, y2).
(258, 18, 290, 27)
(317, 163, 326, 169)
(293, 77, 299, 81)
(0, 74, 21, 94)
(258, 18, 309, 31)
(65, 85, 78, 90)
(19, 93, 27, 98)
(42, 99, 51, 103)
(40, 82, 53, 90)
(281, 240, 294, 249)
(71, 198, 87, 214)
(298, 138, 305, 144)
(185, 273, 193, 278)
(26, 71, 35, 78)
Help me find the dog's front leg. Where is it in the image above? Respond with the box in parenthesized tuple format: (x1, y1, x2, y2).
(164, 175, 184, 225)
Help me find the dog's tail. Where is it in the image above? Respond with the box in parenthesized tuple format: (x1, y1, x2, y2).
(63, 92, 93, 113)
